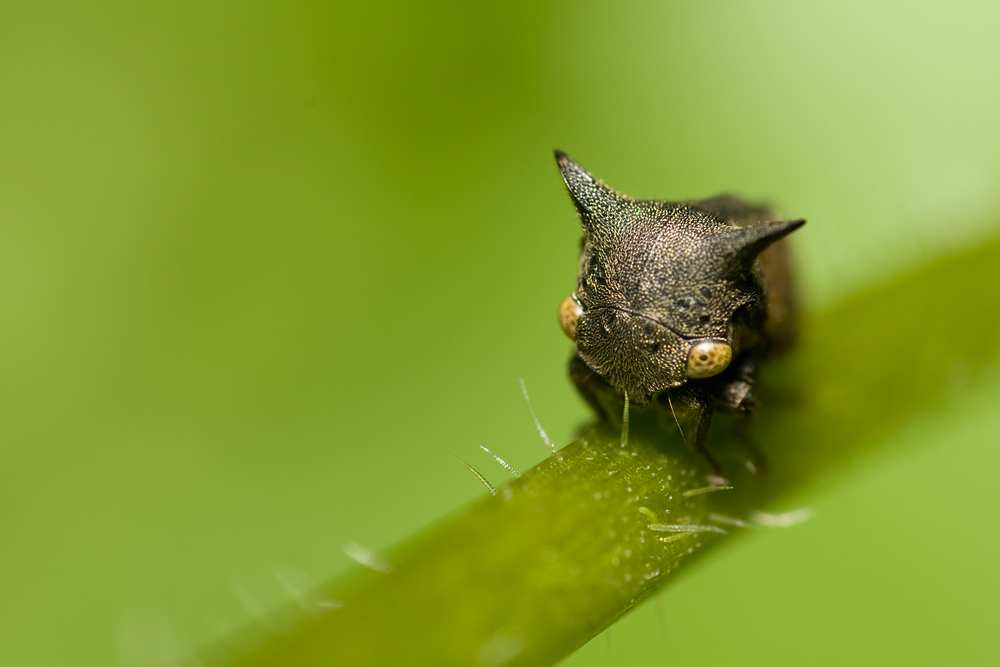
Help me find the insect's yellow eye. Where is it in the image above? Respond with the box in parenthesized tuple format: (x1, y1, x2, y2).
(558, 294, 583, 340)
(686, 340, 732, 379)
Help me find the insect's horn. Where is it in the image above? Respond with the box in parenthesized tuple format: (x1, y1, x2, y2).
(718, 218, 805, 273)
(554, 150, 624, 235)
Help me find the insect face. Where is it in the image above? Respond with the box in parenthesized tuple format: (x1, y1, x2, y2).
(554, 150, 803, 406)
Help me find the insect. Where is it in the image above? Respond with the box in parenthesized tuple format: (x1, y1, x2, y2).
(554, 151, 804, 475)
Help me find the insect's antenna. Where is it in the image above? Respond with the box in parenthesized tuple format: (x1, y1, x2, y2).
(519, 378, 556, 456)
(621, 390, 630, 447)
(666, 390, 687, 446)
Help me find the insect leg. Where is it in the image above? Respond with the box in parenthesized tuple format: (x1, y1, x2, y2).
(689, 392, 723, 478)
(569, 352, 624, 426)
(714, 355, 757, 413)
(664, 385, 722, 477)
(733, 417, 768, 475)
(713, 356, 767, 474)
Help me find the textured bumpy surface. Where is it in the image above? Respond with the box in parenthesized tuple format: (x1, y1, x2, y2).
(556, 151, 804, 404)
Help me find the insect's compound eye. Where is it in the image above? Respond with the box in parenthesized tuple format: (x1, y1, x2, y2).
(686, 340, 733, 379)
(558, 294, 583, 340)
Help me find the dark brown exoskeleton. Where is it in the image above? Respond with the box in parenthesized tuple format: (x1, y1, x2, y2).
(554, 151, 804, 476)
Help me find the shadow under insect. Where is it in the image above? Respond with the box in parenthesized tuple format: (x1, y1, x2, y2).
(554, 151, 805, 476)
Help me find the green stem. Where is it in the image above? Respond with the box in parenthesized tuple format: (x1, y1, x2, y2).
(224, 239, 1000, 667)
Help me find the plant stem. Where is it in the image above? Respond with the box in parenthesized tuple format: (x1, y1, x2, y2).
(223, 239, 1000, 667)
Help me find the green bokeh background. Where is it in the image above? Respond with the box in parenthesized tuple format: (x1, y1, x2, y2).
(2, 1, 999, 665)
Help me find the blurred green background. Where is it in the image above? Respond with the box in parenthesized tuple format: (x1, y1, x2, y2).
(2, 1, 999, 665)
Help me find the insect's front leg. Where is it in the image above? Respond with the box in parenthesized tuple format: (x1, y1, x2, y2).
(714, 354, 757, 413)
(660, 384, 723, 478)
(568, 352, 625, 426)
(713, 355, 768, 474)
